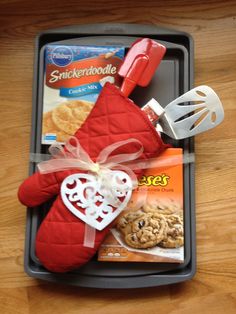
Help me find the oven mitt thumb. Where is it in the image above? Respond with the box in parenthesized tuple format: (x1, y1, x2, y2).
(18, 82, 169, 272)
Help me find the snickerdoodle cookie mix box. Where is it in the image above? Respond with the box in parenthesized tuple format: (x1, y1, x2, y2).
(98, 148, 184, 263)
(41, 45, 125, 144)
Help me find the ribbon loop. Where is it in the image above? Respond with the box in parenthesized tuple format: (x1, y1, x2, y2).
(38, 137, 144, 207)
(38, 137, 144, 176)
(37, 136, 193, 209)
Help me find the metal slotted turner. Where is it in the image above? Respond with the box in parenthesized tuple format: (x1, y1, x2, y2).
(145, 85, 224, 139)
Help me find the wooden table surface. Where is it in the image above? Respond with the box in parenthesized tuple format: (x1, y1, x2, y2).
(0, 0, 236, 313)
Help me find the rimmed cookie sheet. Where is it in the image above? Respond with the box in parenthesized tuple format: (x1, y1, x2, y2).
(25, 23, 195, 288)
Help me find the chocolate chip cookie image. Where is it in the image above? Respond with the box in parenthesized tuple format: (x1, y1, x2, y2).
(116, 202, 184, 250)
(42, 100, 94, 142)
(159, 214, 184, 248)
(116, 209, 144, 235)
(120, 213, 168, 249)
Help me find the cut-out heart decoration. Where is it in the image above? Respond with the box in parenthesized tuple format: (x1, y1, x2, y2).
(61, 171, 133, 231)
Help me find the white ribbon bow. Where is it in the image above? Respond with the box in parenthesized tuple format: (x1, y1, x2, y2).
(38, 137, 144, 206)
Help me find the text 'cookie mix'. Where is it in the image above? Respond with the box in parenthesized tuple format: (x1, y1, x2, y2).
(98, 148, 184, 263)
(42, 44, 125, 144)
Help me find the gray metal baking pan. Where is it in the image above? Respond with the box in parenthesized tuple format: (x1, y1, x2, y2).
(32, 37, 190, 269)
(24, 23, 195, 288)
(30, 36, 190, 268)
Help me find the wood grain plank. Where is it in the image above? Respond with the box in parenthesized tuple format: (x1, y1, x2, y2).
(0, 288, 29, 314)
(0, 0, 236, 313)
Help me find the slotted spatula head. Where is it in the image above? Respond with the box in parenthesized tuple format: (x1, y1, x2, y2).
(156, 85, 224, 139)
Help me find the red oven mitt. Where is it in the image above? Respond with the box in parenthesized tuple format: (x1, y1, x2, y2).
(18, 82, 169, 273)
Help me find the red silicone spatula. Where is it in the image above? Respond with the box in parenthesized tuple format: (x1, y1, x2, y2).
(118, 38, 166, 97)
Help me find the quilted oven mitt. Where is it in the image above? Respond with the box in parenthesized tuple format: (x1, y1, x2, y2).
(18, 82, 169, 273)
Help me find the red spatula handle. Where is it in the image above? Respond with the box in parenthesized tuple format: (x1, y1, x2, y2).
(120, 55, 149, 96)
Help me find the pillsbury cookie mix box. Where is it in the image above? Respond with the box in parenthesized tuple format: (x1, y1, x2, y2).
(42, 45, 125, 144)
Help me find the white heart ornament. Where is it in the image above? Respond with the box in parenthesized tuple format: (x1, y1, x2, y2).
(61, 171, 133, 231)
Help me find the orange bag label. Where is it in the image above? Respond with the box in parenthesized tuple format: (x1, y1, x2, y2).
(98, 148, 184, 263)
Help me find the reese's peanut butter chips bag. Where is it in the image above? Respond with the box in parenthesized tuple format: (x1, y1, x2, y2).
(98, 148, 184, 263)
